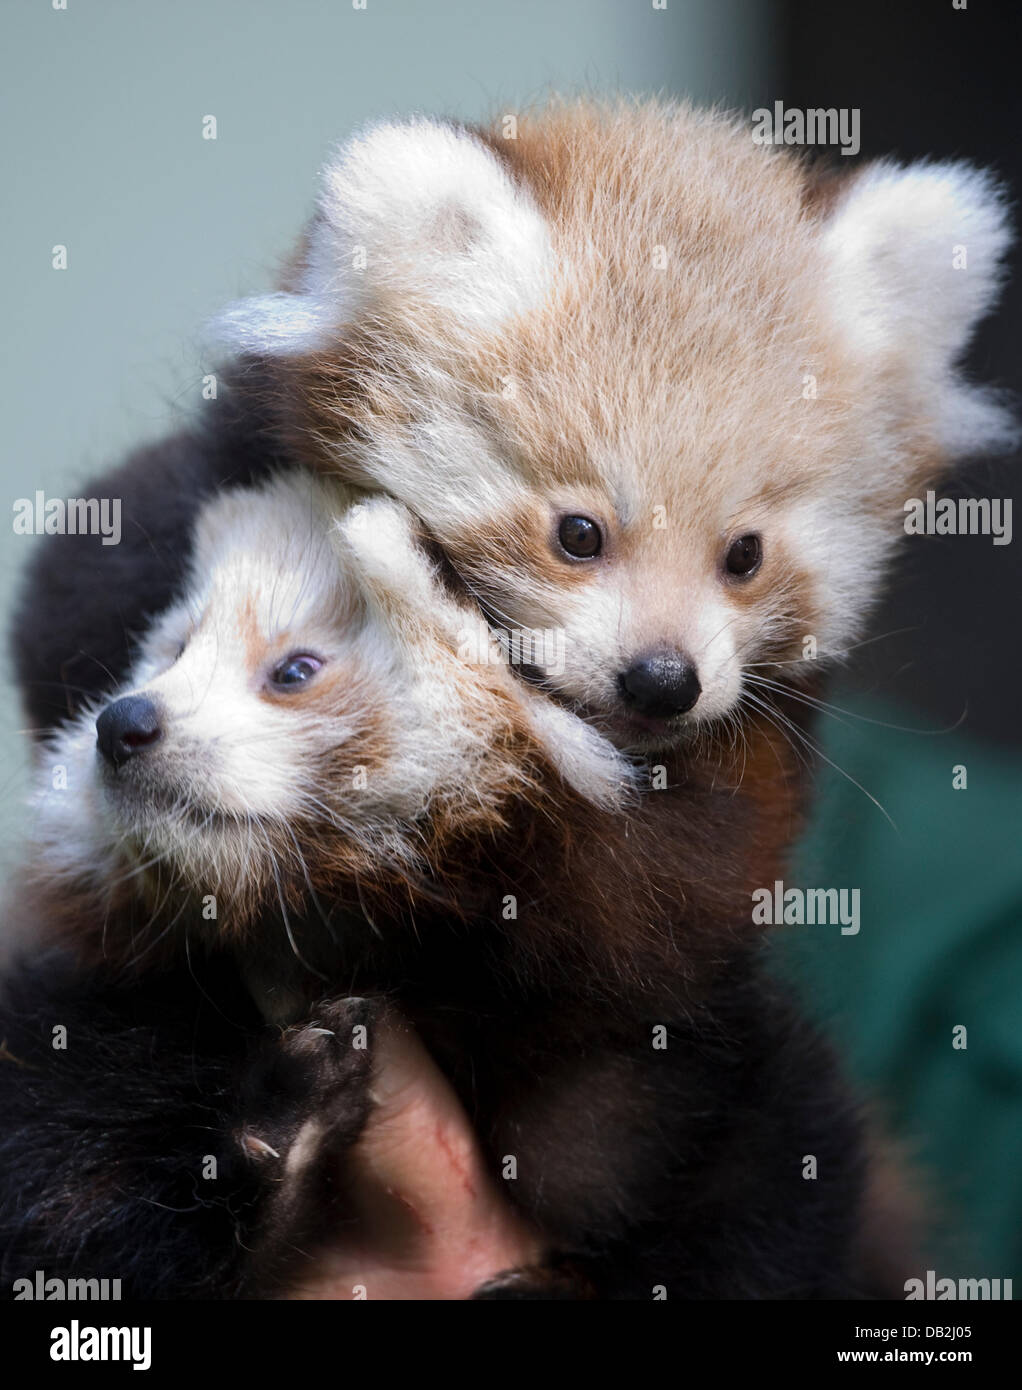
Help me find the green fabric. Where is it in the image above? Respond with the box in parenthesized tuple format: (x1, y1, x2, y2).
(768, 695, 1022, 1283)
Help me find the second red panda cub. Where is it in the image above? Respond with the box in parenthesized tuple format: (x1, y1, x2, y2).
(216, 98, 1014, 751)
(27, 470, 632, 971)
(11, 469, 882, 1298)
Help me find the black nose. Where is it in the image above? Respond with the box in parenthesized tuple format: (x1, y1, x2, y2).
(96, 696, 162, 768)
(618, 651, 701, 719)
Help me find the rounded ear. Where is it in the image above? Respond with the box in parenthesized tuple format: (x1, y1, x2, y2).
(334, 494, 439, 615)
(209, 119, 554, 359)
(306, 118, 553, 327)
(820, 160, 1017, 457)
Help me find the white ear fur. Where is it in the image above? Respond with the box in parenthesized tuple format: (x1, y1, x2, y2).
(335, 494, 441, 618)
(307, 119, 554, 328)
(336, 493, 492, 656)
(209, 291, 337, 357)
(821, 161, 1015, 455)
(210, 120, 554, 357)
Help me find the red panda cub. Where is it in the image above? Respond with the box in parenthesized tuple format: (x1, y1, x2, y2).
(217, 98, 1014, 753)
(4, 469, 881, 1299)
(24, 469, 632, 984)
(8, 97, 994, 1298)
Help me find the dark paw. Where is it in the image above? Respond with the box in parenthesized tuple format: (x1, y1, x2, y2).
(235, 996, 384, 1292)
(237, 995, 378, 1163)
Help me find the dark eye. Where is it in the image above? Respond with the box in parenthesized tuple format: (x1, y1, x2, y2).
(724, 533, 763, 579)
(557, 514, 603, 560)
(270, 654, 323, 689)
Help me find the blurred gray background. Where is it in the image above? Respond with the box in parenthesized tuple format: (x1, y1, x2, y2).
(0, 0, 777, 863)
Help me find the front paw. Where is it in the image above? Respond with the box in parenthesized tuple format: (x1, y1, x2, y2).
(239, 996, 378, 1150)
(236, 996, 383, 1291)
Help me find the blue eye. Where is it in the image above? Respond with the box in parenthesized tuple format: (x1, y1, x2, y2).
(270, 654, 323, 689)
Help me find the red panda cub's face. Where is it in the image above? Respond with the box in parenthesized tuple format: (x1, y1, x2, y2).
(217, 102, 1013, 752)
(29, 473, 629, 942)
